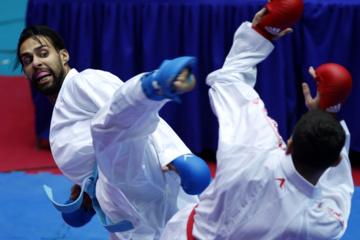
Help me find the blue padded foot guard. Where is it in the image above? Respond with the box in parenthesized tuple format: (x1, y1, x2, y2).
(172, 153, 211, 195)
(43, 165, 134, 232)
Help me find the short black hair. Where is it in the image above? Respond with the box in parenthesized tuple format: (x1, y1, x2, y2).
(292, 109, 345, 172)
(15, 25, 66, 70)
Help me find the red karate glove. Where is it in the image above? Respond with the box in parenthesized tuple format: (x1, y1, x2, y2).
(253, 0, 304, 40)
(314, 63, 352, 113)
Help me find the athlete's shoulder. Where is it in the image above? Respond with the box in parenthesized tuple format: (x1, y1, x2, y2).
(79, 69, 123, 84)
(306, 200, 346, 240)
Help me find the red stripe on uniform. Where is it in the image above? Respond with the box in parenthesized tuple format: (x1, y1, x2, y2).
(186, 204, 198, 240)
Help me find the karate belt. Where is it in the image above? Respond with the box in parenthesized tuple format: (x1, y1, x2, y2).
(44, 165, 134, 232)
(186, 204, 198, 240)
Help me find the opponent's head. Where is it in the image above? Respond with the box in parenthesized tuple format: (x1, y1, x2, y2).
(291, 109, 345, 174)
(314, 63, 352, 113)
(15, 25, 70, 96)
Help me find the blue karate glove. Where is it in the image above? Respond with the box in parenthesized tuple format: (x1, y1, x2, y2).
(141, 56, 196, 102)
(172, 153, 211, 195)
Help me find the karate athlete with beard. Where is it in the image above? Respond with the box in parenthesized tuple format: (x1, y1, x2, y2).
(16, 26, 211, 240)
(161, 0, 354, 239)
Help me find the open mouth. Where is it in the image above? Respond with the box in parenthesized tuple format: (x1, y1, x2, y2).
(35, 71, 52, 83)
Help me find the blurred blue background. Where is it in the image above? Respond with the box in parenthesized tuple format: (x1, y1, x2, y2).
(0, 0, 27, 75)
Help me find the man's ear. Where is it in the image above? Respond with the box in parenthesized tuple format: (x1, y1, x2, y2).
(285, 138, 293, 155)
(60, 49, 70, 65)
(331, 154, 342, 167)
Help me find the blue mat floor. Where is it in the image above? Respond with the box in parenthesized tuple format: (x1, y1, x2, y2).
(0, 172, 108, 240)
(0, 172, 359, 239)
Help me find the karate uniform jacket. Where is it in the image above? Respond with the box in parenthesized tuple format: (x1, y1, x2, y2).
(161, 22, 354, 240)
(50, 69, 198, 240)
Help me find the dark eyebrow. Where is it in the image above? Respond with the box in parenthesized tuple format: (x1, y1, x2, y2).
(20, 44, 50, 59)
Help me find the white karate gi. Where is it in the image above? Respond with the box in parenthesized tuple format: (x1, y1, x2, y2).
(50, 69, 198, 240)
(161, 22, 354, 240)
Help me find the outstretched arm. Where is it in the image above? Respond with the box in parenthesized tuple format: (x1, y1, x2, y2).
(302, 64, 354, 236)
(207, 2, 303, 161)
